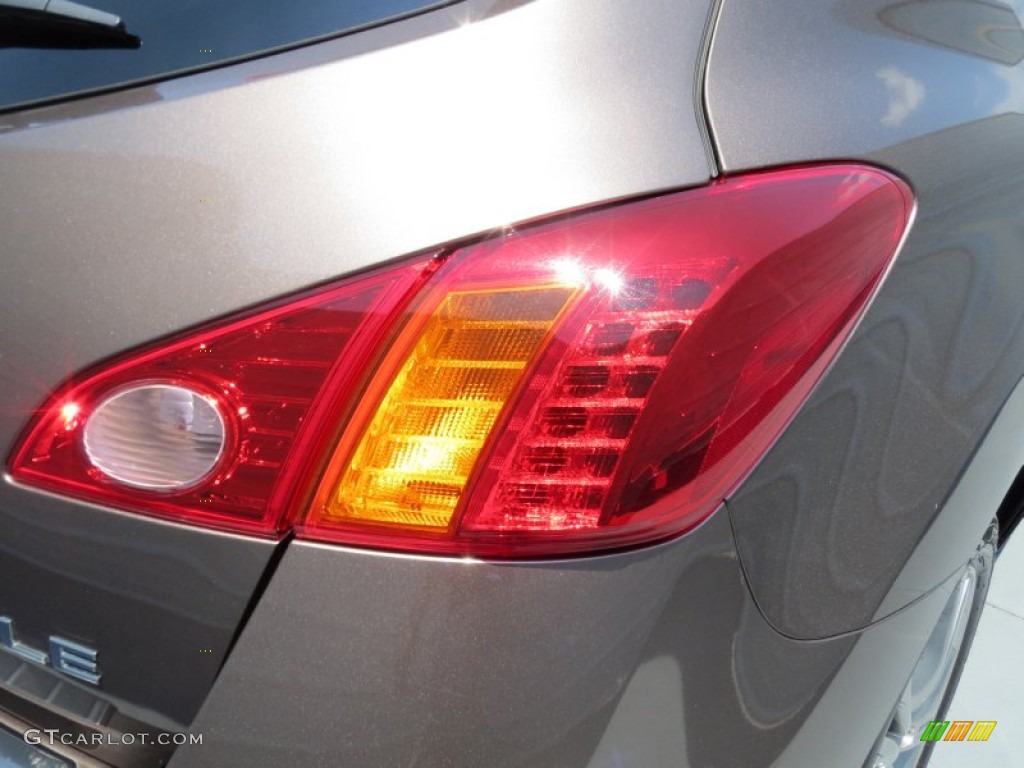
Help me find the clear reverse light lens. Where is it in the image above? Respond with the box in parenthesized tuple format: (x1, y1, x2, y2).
(83, 384, 226, 490)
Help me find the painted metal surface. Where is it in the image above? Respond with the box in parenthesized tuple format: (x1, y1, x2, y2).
(708, 0, 1024, 639)
(171, 511, 960, 768)
(169, 512, 856, 767)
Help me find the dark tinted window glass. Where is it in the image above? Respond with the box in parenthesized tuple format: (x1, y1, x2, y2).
(0, 0, 445, 112)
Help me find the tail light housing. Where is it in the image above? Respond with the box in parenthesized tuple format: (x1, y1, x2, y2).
(9, 165, 913, 557)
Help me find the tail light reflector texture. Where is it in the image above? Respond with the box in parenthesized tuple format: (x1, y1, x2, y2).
(328, 285, 579, 529)
(82, 384, 226, 490)
(9, 166, 912, 556)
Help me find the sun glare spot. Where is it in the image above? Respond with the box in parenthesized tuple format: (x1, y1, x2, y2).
(60, 402, 81, 430)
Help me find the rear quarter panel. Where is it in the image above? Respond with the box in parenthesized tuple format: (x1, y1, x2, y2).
(707, 0, 1024, 639)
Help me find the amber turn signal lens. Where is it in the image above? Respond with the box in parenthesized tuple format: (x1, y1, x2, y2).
(322, 285, 580, 529)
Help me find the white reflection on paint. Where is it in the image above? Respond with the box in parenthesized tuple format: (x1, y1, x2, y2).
(877, 67, 926, 127)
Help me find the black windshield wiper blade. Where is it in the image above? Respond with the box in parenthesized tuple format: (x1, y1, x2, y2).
(0, 0, 140, 49)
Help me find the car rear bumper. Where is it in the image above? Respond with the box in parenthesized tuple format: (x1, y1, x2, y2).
(165, 508, 960, 768)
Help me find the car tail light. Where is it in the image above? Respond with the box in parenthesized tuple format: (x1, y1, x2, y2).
(9, 165, 913, 556)
(8, 264, 434, 534)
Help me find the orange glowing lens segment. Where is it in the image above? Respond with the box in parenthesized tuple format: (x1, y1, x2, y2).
(322, 284, 581, 529)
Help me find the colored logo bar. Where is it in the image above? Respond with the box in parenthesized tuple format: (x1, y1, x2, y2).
(921, 721, 997, 742)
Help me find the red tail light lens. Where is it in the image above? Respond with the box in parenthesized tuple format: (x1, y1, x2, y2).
(9, 166, 912, 556)
(8, 263, 434, 534)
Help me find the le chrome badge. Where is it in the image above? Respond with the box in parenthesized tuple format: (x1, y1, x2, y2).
(0, 616, 101, 686)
